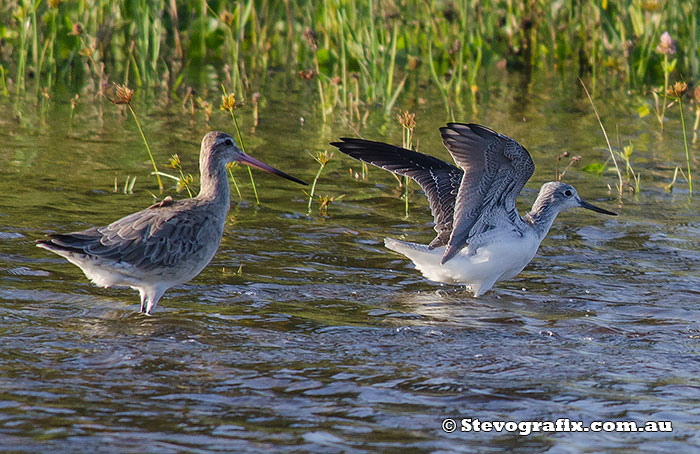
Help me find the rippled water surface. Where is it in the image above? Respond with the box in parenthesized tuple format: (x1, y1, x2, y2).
(1, 74, 699, 452)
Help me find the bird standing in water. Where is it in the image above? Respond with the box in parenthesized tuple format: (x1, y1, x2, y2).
(331, 123, 617, 296)
(38, 132, 306, 314)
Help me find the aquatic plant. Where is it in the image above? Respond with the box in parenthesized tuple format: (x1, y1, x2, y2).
(654, 31, 677, 132)
(0, 0, 699, 126)
(667, 81, 693, 194)
(582, 81, 645, 195)
(580, 79, 624, 199)
(317, 193, 345, 216)
(693, 87, 700, 144)
(665, 166, 681, 192)
(251, 92, 261, 127)
(108, 83, 163, 193)
(221, 89, 259, 204)
(0, 66, 8, 96)
(114, 175, 137, 195)
(306, 150, 333, 214)
(302, 27, 327, 122)
(226, 161, 244, 203)
(609, 133, 642, 196)
(217, 4, 250, 98)
(398, 111, 416, 217)
(555, 152, 582, 182)
(169, 154, 195, 197)
(68, 94, 79, 125)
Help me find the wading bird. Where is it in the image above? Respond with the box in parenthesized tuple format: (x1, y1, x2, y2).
(38, 132, 307, 314)
(331, 123, 617, 296)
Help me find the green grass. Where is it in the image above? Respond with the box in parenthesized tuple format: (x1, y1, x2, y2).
(1, 0, 698, 105)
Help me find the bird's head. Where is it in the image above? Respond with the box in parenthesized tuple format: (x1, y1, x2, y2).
(535, 181, 617, 216)
(200, 131, 307, 185)
(201, 131, 242, 168)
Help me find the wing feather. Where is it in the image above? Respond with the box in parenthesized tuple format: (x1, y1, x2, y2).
(40, 200, 212, 271)
(331, 138, 463, 248)
(331, 124, 535, 265)
(439, 123, 534, 263)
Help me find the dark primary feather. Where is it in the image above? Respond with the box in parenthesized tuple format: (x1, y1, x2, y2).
(38, 199, 212, 270)
(439, 123, 534, 263)
(330, 137, 463, 249)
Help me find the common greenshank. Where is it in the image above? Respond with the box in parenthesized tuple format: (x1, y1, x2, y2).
(331, 123, 617, 296)
(38, 132, 307, 314)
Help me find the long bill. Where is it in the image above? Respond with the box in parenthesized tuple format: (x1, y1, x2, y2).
(578, 198, 618, 216)
(237, 152, 307, 185)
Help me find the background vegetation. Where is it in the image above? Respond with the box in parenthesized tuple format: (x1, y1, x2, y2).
(0, 0, 698, 110)
(0, 0, 697, 197)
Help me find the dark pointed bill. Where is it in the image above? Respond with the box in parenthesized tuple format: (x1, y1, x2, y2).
(237, 152, 307, 185)
(578, 199, 617, 216)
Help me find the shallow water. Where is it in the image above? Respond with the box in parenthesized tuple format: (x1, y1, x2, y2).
(1, 73, 699, 452)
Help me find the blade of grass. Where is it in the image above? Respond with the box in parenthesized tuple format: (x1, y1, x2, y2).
(579, 77, 623, 199)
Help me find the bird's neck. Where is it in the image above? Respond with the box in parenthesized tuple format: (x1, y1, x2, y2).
(525, 200, 560, 240)
(198, 160, 231, 207)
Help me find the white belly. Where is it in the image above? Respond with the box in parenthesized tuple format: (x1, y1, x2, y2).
(385, 231, 542, 296)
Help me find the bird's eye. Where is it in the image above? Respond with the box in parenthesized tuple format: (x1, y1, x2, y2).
(224, 138, 234, 146)
(564, 189, 573, 197)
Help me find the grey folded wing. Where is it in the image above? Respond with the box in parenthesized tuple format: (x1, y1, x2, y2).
(40, 202, 210, 270)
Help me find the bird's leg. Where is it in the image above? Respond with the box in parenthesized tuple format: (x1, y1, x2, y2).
(139, 289, 147, 314)
(470, 278, 497, 297)
(144, 288, 166, 315)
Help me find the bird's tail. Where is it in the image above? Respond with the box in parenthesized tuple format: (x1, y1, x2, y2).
(384, 237, 450, 280)
(36, 231, 100, 256)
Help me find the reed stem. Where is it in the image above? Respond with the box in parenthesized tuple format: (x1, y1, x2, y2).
(127, 104, 163, 193)
(678, 96, 693, 194)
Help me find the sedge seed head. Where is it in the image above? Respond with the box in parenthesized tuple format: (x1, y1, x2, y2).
(313, 150, 333, 166)
(177, 174, 194, 193)
(667, 81, 687, 98)
(220, 93, 237, 112)
(397, 111, 416, 130)
(109, 83, 134, 105)
(220, 11, 234, 26)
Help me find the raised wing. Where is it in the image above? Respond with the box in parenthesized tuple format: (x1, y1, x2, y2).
(439, 123, 534, 263)
(331, 138, 463, 248)
(40, 200, 211, 270)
